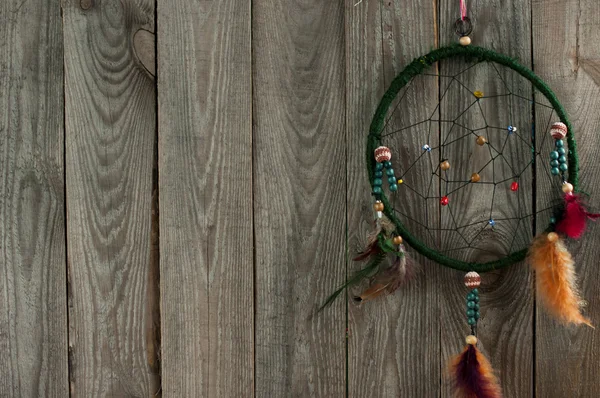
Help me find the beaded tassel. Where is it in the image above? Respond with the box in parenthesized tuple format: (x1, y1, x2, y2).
(373, 146, 398, 193)
(449, 271, 502, 398)
(547, 122, 600, 238)
(550, 122, 568, 177)
(464, 271, 481, 330)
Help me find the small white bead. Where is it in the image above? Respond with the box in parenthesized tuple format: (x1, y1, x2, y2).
(459, 36, 472, 46)
(562, 182, 574, 194)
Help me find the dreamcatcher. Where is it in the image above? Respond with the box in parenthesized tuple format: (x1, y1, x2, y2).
(322, 2, 598, 397)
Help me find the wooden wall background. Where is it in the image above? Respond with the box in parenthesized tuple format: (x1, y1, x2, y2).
(1, 0, 599, 396)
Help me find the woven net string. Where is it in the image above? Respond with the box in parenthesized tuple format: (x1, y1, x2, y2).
(367, 45, 577, 272)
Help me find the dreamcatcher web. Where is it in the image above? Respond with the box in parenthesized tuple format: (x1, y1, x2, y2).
(379, 59, 565, 262)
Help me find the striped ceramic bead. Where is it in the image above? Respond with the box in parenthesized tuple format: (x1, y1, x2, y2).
(464, 271, 481, 288)
(551, 122, 567, 139)
(374, 146, 392, 163)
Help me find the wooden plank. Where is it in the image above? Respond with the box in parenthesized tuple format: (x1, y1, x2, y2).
(533, 0, 600, 395)
(346, 1, 441, 396)
(157, 1, 253, 396)
(438, 1, 534, 397)
(253, 1, 346, 396)
(0, 1, 68, 396)
(63, 0, 160, 395)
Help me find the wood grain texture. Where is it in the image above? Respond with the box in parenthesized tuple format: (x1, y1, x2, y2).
(157, 1, 253, 396)
(0, 1, 68, 396)
(253, 1, 346, 396)
(346, 1, 441, 396)
(533, 0, 600, 396)
(438, 1, 534, 397)
(64, 0, 160, 395)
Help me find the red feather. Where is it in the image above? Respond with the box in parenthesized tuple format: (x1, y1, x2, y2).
(450, 344, 502, 398)
(556, 194, 600, 239)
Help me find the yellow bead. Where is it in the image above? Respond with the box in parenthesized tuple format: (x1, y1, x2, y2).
(459, 36, 472, 46)
(471, 173, 481, 183)
(465, 335, 478, 345)
(476, 135, 487, 146)
(373, 201, 384, 212)
(397, 179, 403, 185)
(392, 236, 403, 245)
(474, 91, 484, 98)
(562, 182, 574, 194)
(547, 232, 559, 242)
(440, 160, 450, 171)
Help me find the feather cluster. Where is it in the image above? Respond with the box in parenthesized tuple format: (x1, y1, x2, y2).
(354, 246, 419, 302)
(527, 232, 592, 327)
(556, 194, 600, 239)
(319, 215, 416, 310)
(450, 344, 502, 398)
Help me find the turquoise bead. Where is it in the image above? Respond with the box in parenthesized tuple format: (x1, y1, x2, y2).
(551, 167, 560, 176)
(467, 301, 476, 309)
(555, 139, 564, 148)
(473, 295, 479, 303)
(388, 176, 397, 185)
(558, 155, 567, 164)
(467, 293, 475, 301)
(373, 178, 383, 186)
(466, 309, 475, 317)
(376, 163, 384, 171)
(558, 147, 566, 155)
(375, 170, 383, 178)
(550, 160, 559, 167)
(373, 186, 382, 194)
(560, 163, 568, 172)
(467, 317, 476, 325)
(475, 311, 481, 320)
(471, 288, 479, 295)
(386, 168, 395, 176)
(383, 161, 392, 169)
(550, 217, 557, 224)
(550, 151, 559, 160)
(389, 184, 398, 192)
(474, 303, 480, 310)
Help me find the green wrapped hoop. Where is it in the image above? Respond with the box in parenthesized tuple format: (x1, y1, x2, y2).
(367, 44, 579, 273)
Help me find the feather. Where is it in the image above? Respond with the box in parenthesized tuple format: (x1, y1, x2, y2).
(354, 246, 420, 302)
(355, 215, 395, 261)
(527, 232, 592, 327)
(450, 344, 502, 398)
(353, 239, 382, 262)
(318, 252, 385, 311)
(556, 194, 600, 239)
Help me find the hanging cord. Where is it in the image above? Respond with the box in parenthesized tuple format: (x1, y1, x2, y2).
(460, 0, 467, 20)
(455, 0, 473, 36)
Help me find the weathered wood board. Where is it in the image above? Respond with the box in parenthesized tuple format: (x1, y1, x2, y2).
(534, 0, 600, 395)
(437, 1, 534, 397)
(157, 1, 253, 396)
(0, 1, 68, 396)
(346, 1, 441, 396)
(253, 1, 346, 396)
(63, 0, 159, 395)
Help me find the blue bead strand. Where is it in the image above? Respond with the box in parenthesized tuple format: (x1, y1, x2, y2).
(466, 288, 480, 327)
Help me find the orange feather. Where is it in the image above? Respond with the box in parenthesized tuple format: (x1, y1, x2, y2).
(527, 232, 593, 327)
(355, 283, 388, 302)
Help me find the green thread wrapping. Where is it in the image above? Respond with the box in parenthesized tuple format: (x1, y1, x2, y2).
(367, 44, 578, 273)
